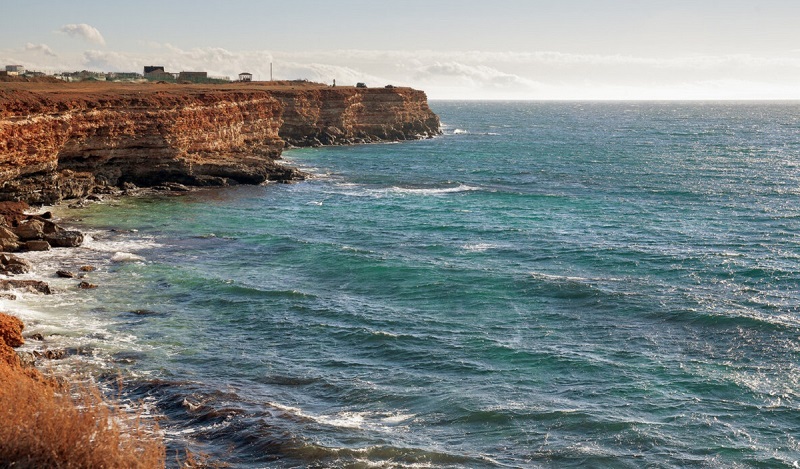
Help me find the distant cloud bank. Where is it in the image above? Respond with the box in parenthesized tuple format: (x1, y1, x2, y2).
(5, 42, 800, 100)
(58, 24, 106, 46)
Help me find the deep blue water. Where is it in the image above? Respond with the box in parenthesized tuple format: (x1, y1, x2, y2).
(13, 101, 800, 467)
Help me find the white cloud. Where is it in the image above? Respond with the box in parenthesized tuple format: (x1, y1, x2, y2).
(58, 24, 106, 46)
(24, 43, 57, 57)
(10, 43, 800, 100)
(416, 62, 534, 87)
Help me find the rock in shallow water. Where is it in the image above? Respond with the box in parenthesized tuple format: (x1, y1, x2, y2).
(0, 253, 33, 274)
(44, 230, 83, 248)
(0, 279, 52, 295)
(23, 240, 51, 251)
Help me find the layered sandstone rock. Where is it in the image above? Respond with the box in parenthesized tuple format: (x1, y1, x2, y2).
(0, 82, 440, 204)
(272, 87, 441, 146)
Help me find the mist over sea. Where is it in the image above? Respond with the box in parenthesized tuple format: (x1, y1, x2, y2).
(11, 101, 800, 467)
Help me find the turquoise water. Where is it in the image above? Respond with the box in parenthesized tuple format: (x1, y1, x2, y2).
(22, 102, 800, 467)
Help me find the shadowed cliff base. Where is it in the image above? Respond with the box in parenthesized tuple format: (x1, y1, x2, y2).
(0, 81, 440, 204)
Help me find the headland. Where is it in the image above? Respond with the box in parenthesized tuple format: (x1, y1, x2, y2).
(0, 80, 440, 204)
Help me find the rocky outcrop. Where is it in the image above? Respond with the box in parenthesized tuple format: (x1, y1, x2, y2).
(0, 82, 440, 204)
(272, 87, 440, 147)
(0, 201, 83, 253)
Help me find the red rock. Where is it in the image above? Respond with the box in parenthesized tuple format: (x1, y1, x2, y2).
(0, 312, 25, 347)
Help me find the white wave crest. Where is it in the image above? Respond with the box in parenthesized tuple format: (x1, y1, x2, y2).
(111, 252, 145, 263)
(267, 401, 414, 431)
(390, 184, 480, 195)
(82, 231, 161, 253)
(333, 183, 480, 198)
(461, 243, 498, 252)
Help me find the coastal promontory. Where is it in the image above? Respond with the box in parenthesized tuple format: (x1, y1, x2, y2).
(0, 81, 440, 204)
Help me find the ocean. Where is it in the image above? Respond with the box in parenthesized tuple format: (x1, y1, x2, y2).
(8, 101, 800, 468)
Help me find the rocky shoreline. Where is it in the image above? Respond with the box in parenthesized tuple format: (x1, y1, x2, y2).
(0, 200, 94, 366)
(0, 80, 441, 466)
(0, 183, 210, 369)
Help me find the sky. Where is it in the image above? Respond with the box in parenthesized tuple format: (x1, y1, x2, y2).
(2, 0, 800, 100)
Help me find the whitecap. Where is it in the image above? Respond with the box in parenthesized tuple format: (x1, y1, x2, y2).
(461, 243, 497, 252)
(529, 271, 625, 283)
(333, 183, 480, 198)
(453, 129, 468, 134)
(390, 184, 480, 196)
(82, 231, 161, 253)
(267, 402, 414, 431)
(111, 252, 145, 263)
(529, 271, 592, 283)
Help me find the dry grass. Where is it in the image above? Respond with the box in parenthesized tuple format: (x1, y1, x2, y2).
(0, 359, 166, 468)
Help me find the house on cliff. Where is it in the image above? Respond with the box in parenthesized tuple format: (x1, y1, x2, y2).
(178, 71, 208, 83)
(4, 65, 25, 76)
(145, 70, 176, 82)
(239, 72, 253, 82)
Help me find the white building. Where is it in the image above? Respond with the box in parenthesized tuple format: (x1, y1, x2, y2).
(5, 65, 25, 75)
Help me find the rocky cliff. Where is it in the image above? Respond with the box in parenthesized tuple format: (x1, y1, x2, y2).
(0, 82, 440, 204)
(273, 87, 441, 146)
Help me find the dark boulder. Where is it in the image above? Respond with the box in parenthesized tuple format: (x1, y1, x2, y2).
(23, 240, 51, 251)
(44, 230, 83, 248)
(0, 279, 52, 295)
(11, 219, 45, 241)
(0, 254, 33, 275)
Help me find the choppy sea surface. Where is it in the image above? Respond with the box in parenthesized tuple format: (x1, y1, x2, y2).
(7, 101, 800, 468)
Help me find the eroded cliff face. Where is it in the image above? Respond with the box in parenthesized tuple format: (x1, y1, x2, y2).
(273, 87, 440, 146)
(0, 82, 440, 204)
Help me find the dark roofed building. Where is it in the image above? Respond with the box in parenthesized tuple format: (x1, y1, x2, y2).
(144, 65, 165, 74)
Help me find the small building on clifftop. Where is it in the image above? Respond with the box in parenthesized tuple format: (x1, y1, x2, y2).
(4, 65, 25, 76)
(239, 72, 253, 82)
(178, 71, 208, 83)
